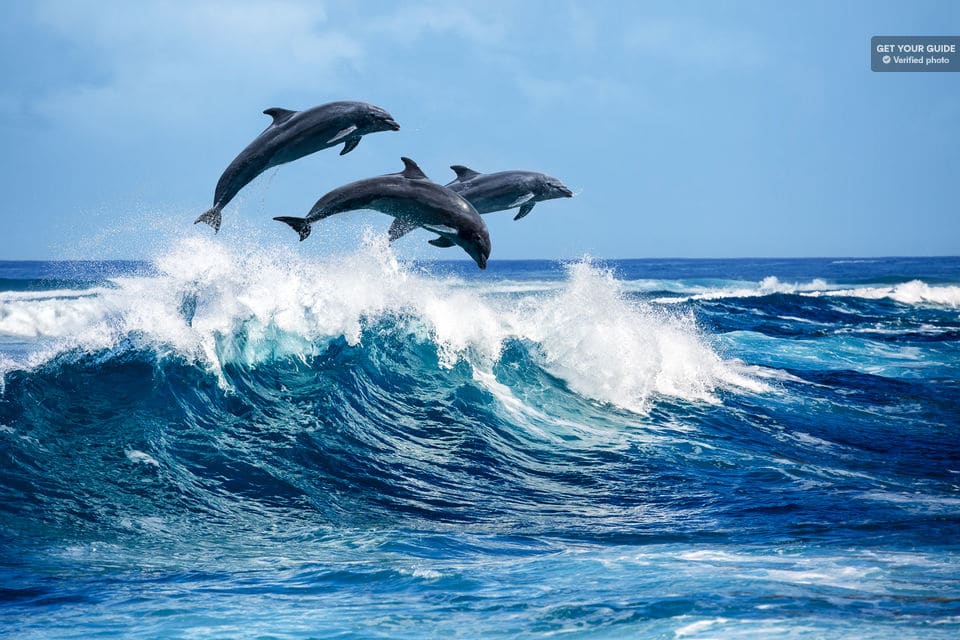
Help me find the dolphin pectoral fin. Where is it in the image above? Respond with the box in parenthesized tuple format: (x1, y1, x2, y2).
(450, 165, 481, 182)
(263, 107, 297, 125)
(388, 218, 416, 242)
(273, 216, 312, 241)
(195, 206, 222, 232)
(508, 192, 536, 209)
(428, 236, 456, 248)
(400, 157, 429, 180)
(514, 202, 536, 220)
(422, 224, 458, 247)
(328, 125, 358, 145)
(340, 137, 361, 156)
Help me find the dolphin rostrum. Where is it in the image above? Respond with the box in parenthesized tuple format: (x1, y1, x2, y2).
(274, 158, 491, 269)
(196, 101, 400, 232)
(388, 166, 573, 242)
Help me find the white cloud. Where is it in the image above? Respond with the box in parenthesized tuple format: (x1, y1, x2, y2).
(366, 3, 507, 45)
(513, 73, 632, 111)
(565, 2, 600, 51)
(30, 0, 364, 133)
(624, 17, 767, 70)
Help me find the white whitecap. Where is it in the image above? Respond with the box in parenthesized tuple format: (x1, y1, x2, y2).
(125, 449, 160, 466)
(0, 236, 763, 413)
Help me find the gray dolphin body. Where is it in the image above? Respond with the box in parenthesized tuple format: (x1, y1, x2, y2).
(274, 158, 491, 269)
(196, 101, 400, 232)
(388, 166, 573, 242)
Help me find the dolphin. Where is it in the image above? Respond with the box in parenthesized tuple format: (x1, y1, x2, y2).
(274, 158, 491, 269)
(195, 101, 400, 232)
(388, 165, 573, 242)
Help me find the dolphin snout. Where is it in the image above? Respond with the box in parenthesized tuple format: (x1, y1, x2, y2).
(384, 117, 401, 131)
(558, 185, 574, 198)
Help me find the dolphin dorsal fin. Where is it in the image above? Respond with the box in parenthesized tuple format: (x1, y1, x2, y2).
(400, 157, 429, 180)
(450, 165, 481, 182)
(263, 107, 297, 125)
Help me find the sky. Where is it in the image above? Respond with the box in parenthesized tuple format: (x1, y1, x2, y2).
(0, 0, 957, 260)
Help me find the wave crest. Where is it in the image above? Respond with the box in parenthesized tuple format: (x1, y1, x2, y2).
(0, 236, 757, 411)
(654, 275, 960, 308)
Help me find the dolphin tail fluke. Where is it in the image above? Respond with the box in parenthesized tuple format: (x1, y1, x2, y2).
(194, 206, 222, 232)
(274, 216, 312, 241)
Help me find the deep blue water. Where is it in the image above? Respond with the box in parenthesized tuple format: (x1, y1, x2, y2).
(1, 241, 958, 638)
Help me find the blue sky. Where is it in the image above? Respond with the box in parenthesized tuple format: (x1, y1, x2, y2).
(0, 0, 957, 260)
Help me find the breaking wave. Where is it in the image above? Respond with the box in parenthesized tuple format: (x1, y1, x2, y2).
(0, 236, 759, 412)
(653, 275, 960, 307)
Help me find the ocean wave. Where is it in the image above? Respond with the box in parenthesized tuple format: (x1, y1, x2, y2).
(651, 276, 834, 303)
(2, 250, 956, 640)
(652, 275, 960, 308)
(815, 280, 960, 307)
(0, 236, 760, 412)
(0, 287, 112, 302)
(830, 259, 881, 265)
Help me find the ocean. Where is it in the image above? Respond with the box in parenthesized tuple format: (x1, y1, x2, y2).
(1, 237, 958, 638)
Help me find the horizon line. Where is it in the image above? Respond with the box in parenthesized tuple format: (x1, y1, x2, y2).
(1, 254, 959, 264)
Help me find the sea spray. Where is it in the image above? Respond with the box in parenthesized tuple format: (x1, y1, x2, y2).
(1, 254, 958, 639)
(509, 259, 756, 412)
(0, 236, 753, 411)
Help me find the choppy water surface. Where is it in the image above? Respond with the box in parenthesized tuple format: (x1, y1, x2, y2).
(1, 240, 958, 638)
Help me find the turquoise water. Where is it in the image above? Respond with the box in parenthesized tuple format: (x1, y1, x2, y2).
(1, 240, 958, 638)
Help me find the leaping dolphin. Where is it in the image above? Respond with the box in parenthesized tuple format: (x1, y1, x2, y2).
(196, 101, 401, 232)
(274, 158, 491, 269)
(388, 166, 573, 242)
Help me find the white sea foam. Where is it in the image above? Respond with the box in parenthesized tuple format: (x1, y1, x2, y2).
(652, 275, 960, 308)
(125, 449, 160, 466)
(0, 295, 118, 338)
(0, 288, 109, 302)
(675, 618, 729, 637)
(653, 276, 834, 303)
(464, 280, 565, 295)
(0, 235, 762, 411)
(815, 280, 960, 307)
(673, 547, 890, 593)
(508, 260, 765, 411)
(830, 259, 880, 264)
(409, 567, 443, 580)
